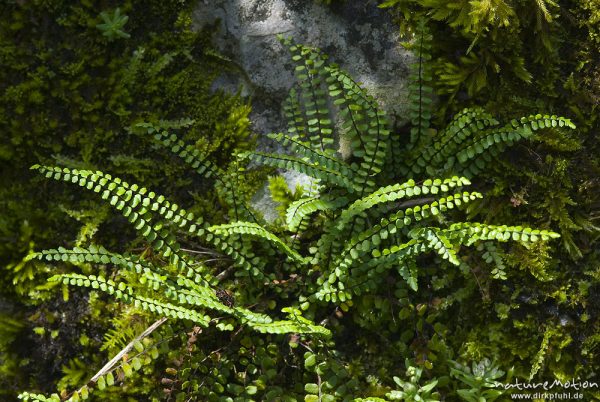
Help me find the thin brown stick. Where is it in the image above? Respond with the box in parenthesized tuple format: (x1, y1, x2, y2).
(89, 317, 168, 384)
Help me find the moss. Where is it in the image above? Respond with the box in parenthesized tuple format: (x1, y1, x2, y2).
(0, 0, 254, 397)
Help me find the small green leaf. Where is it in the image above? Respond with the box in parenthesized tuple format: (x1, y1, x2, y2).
(305, 353, 316, 368)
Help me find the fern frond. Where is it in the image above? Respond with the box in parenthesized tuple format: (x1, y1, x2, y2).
(209, 221, 309, 264)
(442, 222, 560, 245)
(279, 37, 390, 192)
(156, 117, 196, 130)
(205, 231, 268, 279)
(280, 38, 335, 153)
(51, 268, 264, 328)
(329, 191, 483, 290)
(480, 241, 508, 280)
(241, 151, 358, 192)
(313, 178, 472, 265)
(283, 87, 308, 139)
(316, 239, 426, 302)
(30, 165, 206, 279)
(267, 132, 355, 176)
(50, 274, 212, 325)
(410, 227, 460, 265)
(131, 122, 223, 179)
(18, 392, 61, 401)
(132, 122, 255, 222)
(450, 114, 576, 176)
(407, 18, 434, 148)
(28, 245, 174, 291)
(249, 307, 331, 336)
(408, 108, 498, 175)
(286, 196, 346, 232)
(326, 66, 390, 190)
(334, 177, 472, 232)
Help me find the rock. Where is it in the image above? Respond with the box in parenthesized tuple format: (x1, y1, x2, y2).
(193, 0, 412, 221)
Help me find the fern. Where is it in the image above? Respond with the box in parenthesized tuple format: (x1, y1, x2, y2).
(408, 18, 434, 148)
(22, 31, 575, 401)
(238, 37, 565, 306)
(209, 221, 309, 264)
(286, 195, 344, 232)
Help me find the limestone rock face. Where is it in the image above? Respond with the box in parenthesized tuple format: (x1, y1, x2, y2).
(193, 0, 412, 135)
(193, 0, 411, 221)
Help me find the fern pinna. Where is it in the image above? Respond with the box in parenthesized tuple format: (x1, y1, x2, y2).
(22, 29, 575, 402)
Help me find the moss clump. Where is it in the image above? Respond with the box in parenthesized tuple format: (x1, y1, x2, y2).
(0, 1, 254, 397)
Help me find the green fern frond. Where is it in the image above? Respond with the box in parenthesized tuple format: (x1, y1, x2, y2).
(206, 231, 267, 279)
(28, 245, 173, 292)
(326, 66, 390, 184)
(249, 307, 331, 337)
(411, 227, 460, 265)
(450, 114, 575, 175)
(156, 117, 196, 130)
(241, 151, 358, 192)
(18, 392, 61, 401)
(286, 196, 346, 232)
(279, 37, 390, 192)
(442, 222, 560, 245)
(131, 122, 223, 179)
(132, 122, 256, 223)
(339, 176, 471, 224)
(47, 271, 275, 331)
(30, 165, 206, 279)
(279, 38, 335, 153)
(283, 87, 308, 139)
(50, 273, 212, 325)
(209, 222, 309, 264)
(480, 241, 508, 280)
(328, 191, 483, 293)
(408, 108, 498, 175)
(267, 132, 355, 176)
(325, 177, 474, 253)
(316, 239, 425, 302)
(408, 18, 434, 148)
